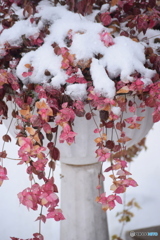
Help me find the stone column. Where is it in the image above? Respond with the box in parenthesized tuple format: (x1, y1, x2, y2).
(60, 162, 109, 240)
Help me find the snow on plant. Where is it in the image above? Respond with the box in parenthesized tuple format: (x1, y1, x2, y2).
(0, 0, 160, 239)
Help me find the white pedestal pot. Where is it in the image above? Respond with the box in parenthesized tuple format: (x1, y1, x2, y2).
(4, 96, 154, 240)
(57, 96, 153, 240)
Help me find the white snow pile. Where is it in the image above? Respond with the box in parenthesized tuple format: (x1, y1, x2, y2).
(0, 0, 157, 100)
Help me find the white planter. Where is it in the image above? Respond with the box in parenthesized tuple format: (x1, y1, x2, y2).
(57, 96, 154, 165)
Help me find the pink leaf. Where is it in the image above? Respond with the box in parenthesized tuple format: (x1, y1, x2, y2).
(66, 75, 87, 83)
(124, 117, 135, 124)
(0, 166, 9, 186)
(104, 166, 112, 172)
(129, 105, 136, 113)
(128, 178, 138, 187)
(114, 185, 126, 194)
(99, 31, 114, 47)
(35, 215, 46, 223)
(43, 123, 52, 134)
(33, 233, 44, 240)
(107, 195, 115, 202)
(94, 128, 101, 133)
(47, 209, 65, 221)
(108, 200, 115, 210)
(22, 72, 33, 77)
(115, 195, 122, 204)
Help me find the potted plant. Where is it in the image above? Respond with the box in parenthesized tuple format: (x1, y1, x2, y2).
(0, 0, 160, 239)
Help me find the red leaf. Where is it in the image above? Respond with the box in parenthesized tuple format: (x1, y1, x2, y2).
(74, 109, 85, 117)
(100, 12, 111, 26)
(53, 183, 58, 193)
(48, 161, 56, 171)
(106, 140, 115, 149)
(145, 97, 155, 107)
(115, 122, 121, 131)
(0, 100, 8, 118)
(113, 144, 121, 152)
(33, 233, 44, 240)
(148, 0, 156, 8)
(12, 109, 18, 118)
(47, 142, 54, 150)
(0, 150, 7, 158)
(105, 121, 114, 128)
(0, 88, 5, 100)
(99, 110, 109, 121)
(46, 133, 53, 141)
(85, 112, 92, 120)
(2, 134, 11, 142)
(51, 126, 58, 133)
(54, 45, 62, 55)
(50, 147, 60, 161)
(153, 111, 160, 123)
(123, 3, 132, 13)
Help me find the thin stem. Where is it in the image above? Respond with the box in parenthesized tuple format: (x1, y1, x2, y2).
(39, 206, 43, 234)
(1, 116, 14, 167)
(98, 162, 103, 196)
(119, 192, 126, 238)
(48, 166, 52, 179)
(88, 103, 100, 132)
(54, 126, 58, 145)
(6, 157, 22, 161)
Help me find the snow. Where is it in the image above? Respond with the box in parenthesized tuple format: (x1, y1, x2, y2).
(90, 58, 115, 98)
(100, 36, 156, 82)
(16, 45, 67, 87)
(0, 20, 39, 46)
(65, 83, 87, 100)
(139, 29, 160, 52)
(0, 0, 157, 99)
(111, 106, 121, 116)
(11, 3, 24, 19)
(100, 3, 110, 12)
(69, 26, 104, 60)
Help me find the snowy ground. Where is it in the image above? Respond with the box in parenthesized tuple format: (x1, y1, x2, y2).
(0, 122, 160, 240)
